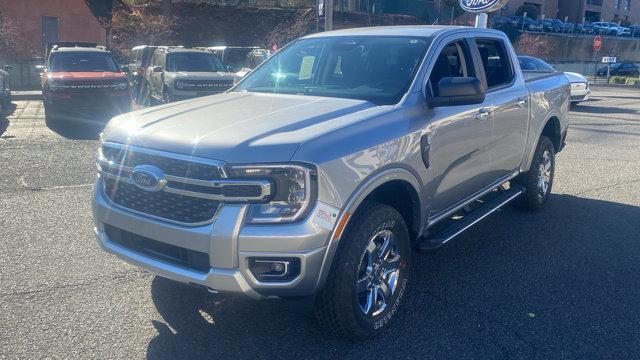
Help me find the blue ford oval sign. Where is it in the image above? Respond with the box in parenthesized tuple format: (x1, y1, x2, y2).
(130, 165, 166, 192)
(459, 0, 509, 13)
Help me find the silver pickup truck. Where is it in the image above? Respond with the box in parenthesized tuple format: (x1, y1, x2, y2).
(92, 26, 569, 340)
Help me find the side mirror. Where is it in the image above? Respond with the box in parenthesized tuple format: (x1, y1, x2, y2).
(428, 77, 485, 108)
(35, 65, 46, 74)
(226, 65, 235, 73)
(120, 65, 130, 73)
(153, 66, 163, 72)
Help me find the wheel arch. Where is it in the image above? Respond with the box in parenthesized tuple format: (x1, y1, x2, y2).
(315, 167, 424, 291)
(522, 114, 564, 172)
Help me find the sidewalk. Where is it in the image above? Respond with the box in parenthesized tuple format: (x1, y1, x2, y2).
(11, 90, 42, 101)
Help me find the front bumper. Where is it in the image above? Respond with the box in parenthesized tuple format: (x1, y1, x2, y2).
(570, 83, 590, 102)
(92, 176, 334, 298)
(46, 93, 131, 119)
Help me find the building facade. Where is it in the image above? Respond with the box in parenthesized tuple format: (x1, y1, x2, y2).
(501, 0, 559, 19)
(558, 0, 640, 24)
(499, 0, 640, 23)
(0, 0, 107, 58)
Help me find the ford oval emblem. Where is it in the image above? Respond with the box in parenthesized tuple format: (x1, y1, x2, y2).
(130, 165, 166, 192)
(459, 0, 508, 13)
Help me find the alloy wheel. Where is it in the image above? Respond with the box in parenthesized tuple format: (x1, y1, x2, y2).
(356, 230, 402, 317)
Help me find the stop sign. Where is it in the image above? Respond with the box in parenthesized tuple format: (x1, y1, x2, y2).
(594, 36, 602, 51)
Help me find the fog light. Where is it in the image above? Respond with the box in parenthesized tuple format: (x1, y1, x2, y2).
(248, 257, 301, 282)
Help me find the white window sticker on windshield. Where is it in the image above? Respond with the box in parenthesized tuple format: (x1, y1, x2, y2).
(299, 56, 315, 80)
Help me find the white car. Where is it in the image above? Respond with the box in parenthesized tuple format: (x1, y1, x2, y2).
(564, 71, 590, 104)
(518, 56, 589, 105)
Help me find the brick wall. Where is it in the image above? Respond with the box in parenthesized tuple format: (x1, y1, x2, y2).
(0, 0, 106, 58)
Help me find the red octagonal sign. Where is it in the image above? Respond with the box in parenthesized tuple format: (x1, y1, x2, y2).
(594, 35, 602, 51)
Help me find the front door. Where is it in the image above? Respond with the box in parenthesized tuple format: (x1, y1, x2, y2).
(426, 38, 496, 215)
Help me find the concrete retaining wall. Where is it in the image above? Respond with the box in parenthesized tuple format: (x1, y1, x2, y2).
(515, 32, 640, 62)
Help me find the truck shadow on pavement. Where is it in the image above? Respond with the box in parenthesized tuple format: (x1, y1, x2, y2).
(45, 115, 107, 140)
(147, 194, 640, 359)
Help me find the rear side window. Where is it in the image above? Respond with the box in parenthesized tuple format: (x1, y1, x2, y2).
(475, 39, 514, 89)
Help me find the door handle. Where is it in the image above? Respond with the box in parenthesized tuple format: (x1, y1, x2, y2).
(515, 98, 528, 108)
(475, 108, 491, 121)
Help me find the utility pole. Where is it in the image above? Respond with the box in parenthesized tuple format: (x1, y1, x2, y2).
(325, 0, 333, 31)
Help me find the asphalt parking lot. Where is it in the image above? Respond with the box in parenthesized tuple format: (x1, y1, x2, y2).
(1, 87, 639, 359)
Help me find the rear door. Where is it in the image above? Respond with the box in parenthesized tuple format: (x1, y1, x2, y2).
(472, 37, 529, 178)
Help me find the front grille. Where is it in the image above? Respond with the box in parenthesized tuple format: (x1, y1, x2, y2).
(105, 225, 210, 273)
(101, 144, 224, 224)
(181, 80, 233, 91)
(55, 79, 125, 92)
(104, 178, 221, 224)
(102, 145, 222, 180)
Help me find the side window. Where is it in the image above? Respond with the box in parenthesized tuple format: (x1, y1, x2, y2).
(428, 40, 474, 97)
(475, 39, 514, 89)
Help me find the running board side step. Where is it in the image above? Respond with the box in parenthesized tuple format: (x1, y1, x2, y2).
(414, 185, 524, 252)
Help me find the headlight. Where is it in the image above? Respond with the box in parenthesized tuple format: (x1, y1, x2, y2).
(227, 164, 316, 223)
(175, 80, 186, 90)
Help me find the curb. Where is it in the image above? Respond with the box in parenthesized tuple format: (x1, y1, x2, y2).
(11, 91, 42, 101)
(589, 83, 640, 89)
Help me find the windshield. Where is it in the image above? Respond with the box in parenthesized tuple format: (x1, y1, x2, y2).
(49, 52, 119, 72)
(166, 53, 225, 72)
(234, 36, 430, 105)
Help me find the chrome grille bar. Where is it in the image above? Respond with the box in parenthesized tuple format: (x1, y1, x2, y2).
(97, 155, 271, 202)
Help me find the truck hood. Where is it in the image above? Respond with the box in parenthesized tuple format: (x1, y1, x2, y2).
(103, 92, 379, 163)
(47, 71, 126, 80)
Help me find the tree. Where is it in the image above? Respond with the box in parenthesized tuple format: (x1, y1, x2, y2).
(111, 7, 175, 50)
(162, 0, 171, 17)
(515, 4, 539, 20)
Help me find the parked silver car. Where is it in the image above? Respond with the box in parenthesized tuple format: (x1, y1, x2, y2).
(93, 26, 570, 340)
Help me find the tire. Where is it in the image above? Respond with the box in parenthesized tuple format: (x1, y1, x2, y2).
(515, 136, 555, 211)
(314, 202, 411, 341)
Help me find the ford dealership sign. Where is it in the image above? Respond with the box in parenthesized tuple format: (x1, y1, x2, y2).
(459, 0, 509, 13)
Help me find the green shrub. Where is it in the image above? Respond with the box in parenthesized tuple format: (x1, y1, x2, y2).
(610, 76, 626, 84)
(625, 78, 639, 86)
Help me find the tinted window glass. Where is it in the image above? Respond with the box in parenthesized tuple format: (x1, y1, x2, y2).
(49, 52, 119, 72)
(476, 39, 514, 89)
(166, 53, 225, 72)
(518, 57, 555, 72)
(429, 41, 475, 97)
(234, 36, 430, 105)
